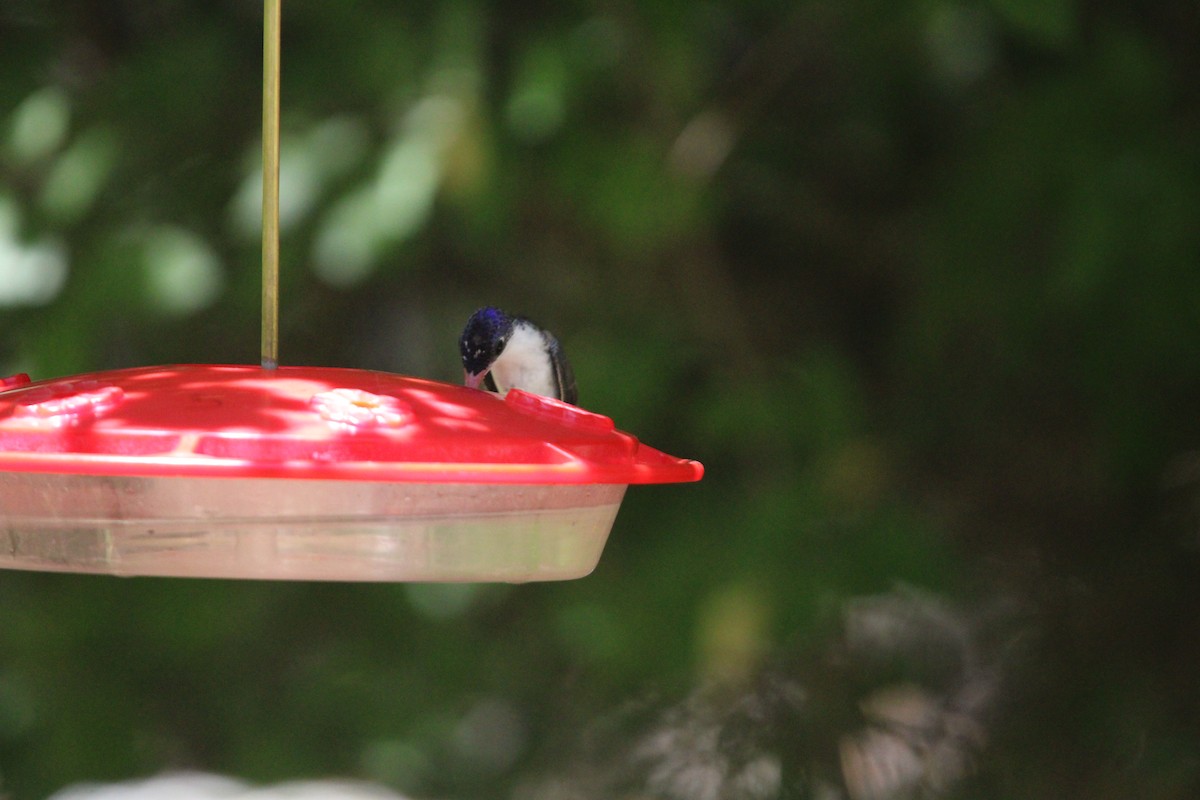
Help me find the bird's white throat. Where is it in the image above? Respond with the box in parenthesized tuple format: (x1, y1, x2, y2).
(491, 322, 557, 399)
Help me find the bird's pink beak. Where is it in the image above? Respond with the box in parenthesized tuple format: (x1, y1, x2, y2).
(464, 370, 487, 391)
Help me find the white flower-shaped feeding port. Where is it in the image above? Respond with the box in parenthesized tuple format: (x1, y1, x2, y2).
(310, 388, 411, 431)
(15, 382, 125, 429)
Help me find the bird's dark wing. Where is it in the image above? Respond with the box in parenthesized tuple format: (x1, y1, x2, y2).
(547, 334, 578, 405)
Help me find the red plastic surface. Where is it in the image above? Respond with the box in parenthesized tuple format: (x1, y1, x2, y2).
(0, 365, 703, 485)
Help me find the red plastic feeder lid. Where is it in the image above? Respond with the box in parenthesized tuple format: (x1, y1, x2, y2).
(0, 365, 702, 485)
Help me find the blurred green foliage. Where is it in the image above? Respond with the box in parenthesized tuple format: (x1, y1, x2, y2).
(1, 1, 1200, 798)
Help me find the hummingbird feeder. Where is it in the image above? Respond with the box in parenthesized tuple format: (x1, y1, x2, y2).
(0, 1, 701, 582)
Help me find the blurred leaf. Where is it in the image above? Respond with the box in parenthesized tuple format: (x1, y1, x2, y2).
(138, 224, 224, 316)
(6, 85, 70, 166)
(988, 0, 1078, 46)
(557, 135, 707, 255)
(505, 39, 569, 144)
(37, 126, 117, 223)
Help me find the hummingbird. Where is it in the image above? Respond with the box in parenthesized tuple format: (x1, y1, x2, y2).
(460, 306, 578, 405)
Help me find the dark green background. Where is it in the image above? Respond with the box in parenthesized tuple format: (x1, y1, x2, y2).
(2, 1, 1199, 797)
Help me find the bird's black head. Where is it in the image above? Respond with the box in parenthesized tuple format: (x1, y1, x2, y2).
(460, 306, 514, 379)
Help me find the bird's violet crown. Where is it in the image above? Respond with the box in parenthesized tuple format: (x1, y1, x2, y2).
(460, 306, 514, 376)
